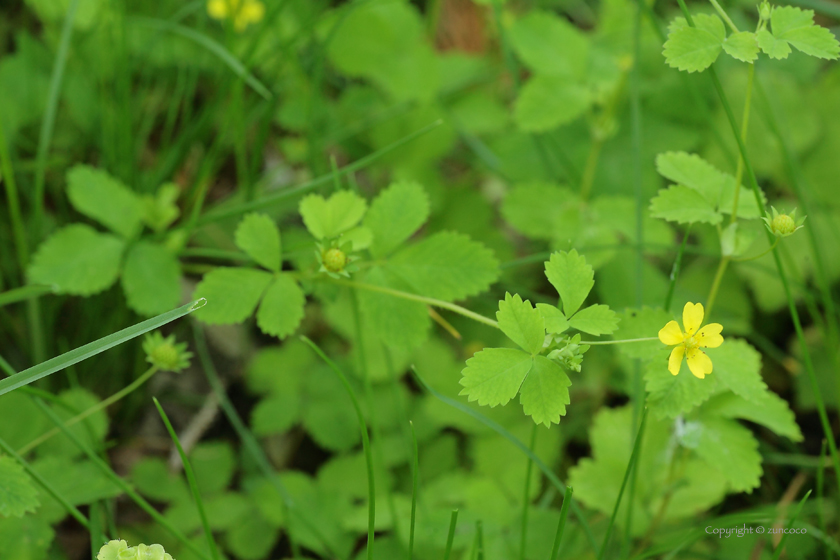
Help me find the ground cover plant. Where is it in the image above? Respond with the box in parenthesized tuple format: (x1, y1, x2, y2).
(1, 0, 840, 558)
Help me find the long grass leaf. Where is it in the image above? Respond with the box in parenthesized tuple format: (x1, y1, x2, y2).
(549, 486, 574, 560)
(771, 490, 812, 560)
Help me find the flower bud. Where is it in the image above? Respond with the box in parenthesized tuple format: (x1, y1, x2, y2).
(759, 1, 772, 21)
(142, 332, 192, 372)
(323, 247, 348, 273)
(762, 206, 806, 238)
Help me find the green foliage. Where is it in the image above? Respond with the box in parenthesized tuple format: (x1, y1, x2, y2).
(649, 185, 722, 225)
(67, 165, 143, 238)
(235, 213, 281, 272)
(121, 242, 181, 315)
(364, 181, 429, 257)
(545, 250, 594, 317)
(758, 6, 840, 60)
(0, 456, 40, 517)
(497, 293, 545, 355)
(663, 14, 726, 73)
(300, 191, 368, 240)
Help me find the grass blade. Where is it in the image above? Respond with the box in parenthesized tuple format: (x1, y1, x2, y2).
(0, 299, 205, 398)
(153, 397, 221, 560)
(520, 423, 538, 560)
(443, 509, 459, 560)
(301, 336, 375, 560)
(771, 490, 812, 560)
(409, 421, 419, 560)
(549, 486, 574, 560)
(0, 285, 54, 308)
(817, 440, 828, 560)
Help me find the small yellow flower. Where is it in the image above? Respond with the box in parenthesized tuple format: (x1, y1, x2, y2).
(207, 0, 265, 31)
(658, 302, 723, 379)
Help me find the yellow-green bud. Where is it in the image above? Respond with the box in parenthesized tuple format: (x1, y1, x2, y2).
(759, 1, 772, 21)
(323, 248, 347, 273)
(771, 213, 795, 235)
(142, 332, 192, 372)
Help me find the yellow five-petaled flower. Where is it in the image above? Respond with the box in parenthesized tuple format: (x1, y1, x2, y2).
(658, 302, 723, 379)
(207, 0, 265, 31)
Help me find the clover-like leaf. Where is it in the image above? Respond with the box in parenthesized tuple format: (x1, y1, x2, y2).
(67, 165, 143, 238)
(769, 6, 840, 60)
(299, 190, 367, 240)
(663, 13, 725, 73)
(519, 355, 571, 426)
(649, 185, 722, 225)
(722, 31, 759, 63)
(497, 293, 545, 355)
(364, 181, 429, 257)
(255, 275, 305, 339)
(536, 303, 570, 334)
(515, 75, 590, 132)
(193, 267, 273, 324)
(121, 241, 181, 316)
(235, 213, 281, 272)
(0, 456, 40, 517)
(459, 348, 534, 407)
(544, 250, 594, 318)
(568, 304, 619, 336)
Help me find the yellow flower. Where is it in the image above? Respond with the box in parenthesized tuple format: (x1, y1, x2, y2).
(658, 302, 723, 379)
(207, 0, 265, 31)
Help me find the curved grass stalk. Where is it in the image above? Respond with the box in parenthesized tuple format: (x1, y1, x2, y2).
(300, 336, 375, 560)
(153, 398, 221, 560)
(0, 285, 54, 308)
(770, 490, 811, 560)
(443, 510, 459, 560)
(519, 423, 538, 560)
(549, 486, 574, 560)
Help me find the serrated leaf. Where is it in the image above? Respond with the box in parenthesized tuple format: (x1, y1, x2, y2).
(544, 250, 594, 317)
(771, 6, 840, 60)
(255, 275, 305, 339)
(655, 151, 728, 206)
(387, 231, 499, 301)
(756, 29, 792, 59)
(569, 304, 619, 335)
(723, 31, 759, 63)
(364, 181, 429, 257)
(519, 356, 571, 426)
(649, 185, 722, 225)
(693, 417, 762, 492)
(501, 182, 576, 240)
(701, 392, 802, 441)
(0, 456, 40, 517)
(357, 266, 429, 349)
(458, 348, 533, 407)
(299, 190, 367, 240)
(251, 393, 300, 436)
(28, 224, 124, 296)
(663, 13, 725, 73)
(121, 241, 181, 316)
(66, 165, 143, 238)
(193, 267, 273, 324)
(235, 213, 281, 272)
(645, 358, 721, 418)
(705, 339, 767, 402)
(536, 303, 569, 334)
(515, 75, 590, 132)
(497, 293, 545, 355)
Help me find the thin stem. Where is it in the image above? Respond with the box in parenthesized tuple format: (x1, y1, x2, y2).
(664, 227, 691, 312)
(549, 486, 574, 560)
(443, 510, 459, 560)
(475, 520, 485, 560)
(0, 285, 54, 309)
(579, 138, 604, 201)
(18, 366, 159, 455)
(770, 490, 811, 560)
(732, 238, 779, 262)
(301, 336, 375, 560)
(728, 63, 754, 225)
(705, 256, 730, 318)
(708, 0, 740, 33)
(519, 423, 539, 560)
(153, 398, 222, 560)
(817, 440, 828, 560)
(409, 421, 419, 560)
(598, 407, 649, 560)
(585, 337, 659, 345)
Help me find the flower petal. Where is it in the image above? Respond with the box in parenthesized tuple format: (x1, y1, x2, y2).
(659, 320, 684, 346)
(668, 345, 685, 375)
(686, 347, 713, 378)
(208, 0, 229, 18)
(696, 323, 724, 348)
(683, 302, 704, 336)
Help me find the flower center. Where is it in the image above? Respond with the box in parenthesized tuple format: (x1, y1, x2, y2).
(684, 335, 699, 350)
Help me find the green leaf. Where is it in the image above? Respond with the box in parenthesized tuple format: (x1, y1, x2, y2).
(700, 391, 802, 442)
(66, 165, 143, 238)
(225, 508, 278, 559)
(501, 182, 576, 240)
(515, 75, 590, 132)
(508, 10, 589, 78)
(191, 441, 236, 495)
(770, 6, 840, 60)
(387, 231, 499, 301)
(645, 358, 721, 419)
(299, 190, 367, 240)
(0, 514, 53, 560)
(130, 457, 190, 503)
(364, 181, 429, 257)
(544, 250, 594, 317)
(756, 29, 792, 59)
(655, 151, 728, 206)
(255, 275, 305, 339)
(251, 393, 300, 436)
(722, 31, 759, 63)
(663, 13, 725, 73)
(141, 182, 181, 232)
(235, 213, 281, 272)
(649, 185, 722, 225)
(357, 266, 430, 349)
(41, 388, 109, 458)
(519, 356, 571, 426)
(459, 348, 533, 407)
(705, 339, 767, 403)
(692, 417, 762, 492)
(193, 267, 273, 324)
(497, 292, 545, 355)
(568, 304, 619, 336)
(28, 224, 124, 296)
(31, 457, 122, 524)
(0, 456, 40, 517)
(536, 303, 570, 334)
(121, 241, 181, 316)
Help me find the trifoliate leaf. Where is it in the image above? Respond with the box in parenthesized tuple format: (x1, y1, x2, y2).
(692, 416, 762, 492)
(536, 303, 569, 334)
(364, 181, 429, 257)
(497, 293, 545, 355)
(255, 275, 305, 339)
(770, 6, 840, 60)
(655, 152, 728, 206)
(66, 165, 143, 238)
(515, 75, 590, 132)
(544, 250, 594, 318)
(756, 29, 792, 59)
(645, 358, 721, 419)
(568, 304, 619, 336)
(28, 224, 124, 296)
(387, 232, 499, 301)
(235, 213, 281, 272)
(508, 10, 589, 78)
(663, 13, 725, 73)
(459, 348, 533, 407)
(192, 267, 273, 324)
(519, 355, 571, 426)
(502, 182, 576, 240)
(705, 339, 767, 403)
(357, 266, 430, 349)
(649, 185, 722, 225)
(722, 31, 759, 63)
(251, 393, 300, 436)
(121, 241, 181, 316)
(299, 191, 367, 240)
(701, 391, 802, 441)
(0, 456, 39, 517)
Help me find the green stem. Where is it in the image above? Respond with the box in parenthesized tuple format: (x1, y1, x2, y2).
(728, 63, 754, 225)
(732, 238, 779, 262)
(519, 423, 538, 560)
(409, 421, 419, 560)
(0, 285, 54, 309)
(770, 490, 812, 560)
(475, 520, 485, 560)
(443, 510, 459, 560)
(664, 227, 691, 312)
(301, 336, 375, 560)
(817, 440, 829, 560)
(549, 486, 574, 560)
(585, 337, 659, 345)
(705, 256, 730, 318)
(153, 398, 222, 560)
(579, 138, 604, 201)
(708, 0, 739, 33)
